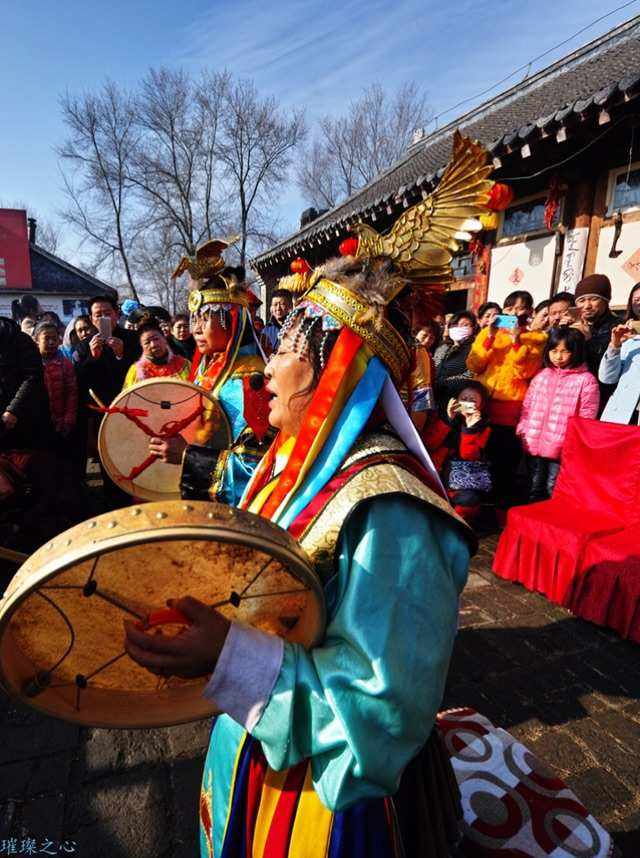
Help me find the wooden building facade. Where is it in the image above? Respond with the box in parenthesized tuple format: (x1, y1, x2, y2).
(252, 16, 640, 313)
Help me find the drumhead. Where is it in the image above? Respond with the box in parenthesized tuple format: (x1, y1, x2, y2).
(0, 502, 324, 728)
(98, 378, 232, 501)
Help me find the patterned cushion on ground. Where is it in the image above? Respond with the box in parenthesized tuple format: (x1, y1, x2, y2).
(437, 708, 615, 858)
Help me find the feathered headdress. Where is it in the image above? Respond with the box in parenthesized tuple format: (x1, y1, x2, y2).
(285, 131, 494, 381)
(172, 236, 249, 314)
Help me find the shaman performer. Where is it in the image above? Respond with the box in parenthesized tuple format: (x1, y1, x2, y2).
(126, 132, 492, 857)
(149, 240, 272, 505)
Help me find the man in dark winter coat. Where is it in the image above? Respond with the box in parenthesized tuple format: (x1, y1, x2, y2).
(574, 274, 621, 411)
(75, 296, 141, 507)
(75, 296, 141, 407)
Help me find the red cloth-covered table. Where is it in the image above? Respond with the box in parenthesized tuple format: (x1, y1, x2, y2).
(565, 526, 640, 643)
(493, 418, 640, 607)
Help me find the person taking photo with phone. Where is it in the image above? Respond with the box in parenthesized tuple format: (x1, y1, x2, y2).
(75, 296, 141, 504)
(466, 290, 547, 516)
(570, 274, 620, 408)
(599, 282, 640, 425)
(76, 296, 141, 406)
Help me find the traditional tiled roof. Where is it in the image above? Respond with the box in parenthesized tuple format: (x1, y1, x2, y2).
(253, 15, 640, 270)
(29, 244, 117, 297)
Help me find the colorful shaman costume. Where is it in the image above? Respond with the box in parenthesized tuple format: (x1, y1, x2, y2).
(172, 240, 272, 506)
(198, 133, 494, 857)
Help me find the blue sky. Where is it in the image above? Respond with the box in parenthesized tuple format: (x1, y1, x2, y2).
(1, 0, 637, 267)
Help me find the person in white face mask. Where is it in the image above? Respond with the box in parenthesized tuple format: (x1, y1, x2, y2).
(433, 310, 479, 415)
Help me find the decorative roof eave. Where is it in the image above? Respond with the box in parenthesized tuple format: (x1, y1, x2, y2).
(252, 50, 640, 273)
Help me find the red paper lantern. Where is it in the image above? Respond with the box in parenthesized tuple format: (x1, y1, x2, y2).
(290, 257, 311, 274)
(339, 237, 359, 257)
(487, 183, 514, 212)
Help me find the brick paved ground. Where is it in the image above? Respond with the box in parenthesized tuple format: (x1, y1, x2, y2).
(1, 534, 639, 856)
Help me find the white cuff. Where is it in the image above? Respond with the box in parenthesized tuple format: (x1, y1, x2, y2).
(606, 346, 621, 357)
(204, 622, 284, 731)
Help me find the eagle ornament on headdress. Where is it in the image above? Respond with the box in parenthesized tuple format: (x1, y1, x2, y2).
(172, 236, 249, 314)
(283, 131, 495, 382)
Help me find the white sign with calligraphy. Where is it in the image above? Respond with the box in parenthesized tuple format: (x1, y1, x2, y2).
(488, 236, 556, 307)
(558, 227, 589, 293)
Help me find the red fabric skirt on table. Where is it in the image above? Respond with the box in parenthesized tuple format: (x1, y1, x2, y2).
(492, 503, 624, 603)
(565, 526, 640, 643)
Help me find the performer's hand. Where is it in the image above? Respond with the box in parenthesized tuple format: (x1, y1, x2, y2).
(124, 597, 230, 679)
(148, 435, 187, 464)
(106, 336, 124, 358)
(89, 334, 104, 359)
(1, 411, 17, 430)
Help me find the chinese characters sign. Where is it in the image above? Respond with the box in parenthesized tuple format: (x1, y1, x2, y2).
(558, 227, 588, 294)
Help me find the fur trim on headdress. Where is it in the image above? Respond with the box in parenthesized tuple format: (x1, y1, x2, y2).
(311, 255, 408, 329)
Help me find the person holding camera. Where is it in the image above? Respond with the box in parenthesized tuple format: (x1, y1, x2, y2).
(76, 296, 141, 406)
(442, 381, 492, 524)
(466, 290, 547, 514)
(75, 296, 141, 503)
(598, 283, 640, 425)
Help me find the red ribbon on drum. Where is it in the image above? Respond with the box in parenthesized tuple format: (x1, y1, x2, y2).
(90, 402, 205, 482)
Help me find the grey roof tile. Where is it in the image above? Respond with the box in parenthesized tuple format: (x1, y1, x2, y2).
(255, 16, 640, 265)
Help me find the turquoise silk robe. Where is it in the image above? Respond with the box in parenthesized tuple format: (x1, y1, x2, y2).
(199, 495, 469, 857)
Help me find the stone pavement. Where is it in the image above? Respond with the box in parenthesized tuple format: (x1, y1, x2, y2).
(1, 535, 639, 857)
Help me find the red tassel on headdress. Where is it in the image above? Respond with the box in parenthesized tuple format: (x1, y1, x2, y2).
(339, 237, 359, 257)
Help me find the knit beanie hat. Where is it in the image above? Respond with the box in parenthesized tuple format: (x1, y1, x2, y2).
(574, 274, 611, 302)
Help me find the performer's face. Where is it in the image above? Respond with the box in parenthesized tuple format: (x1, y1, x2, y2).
(264, 325, 315, 436)
(192, 309, 230, 355)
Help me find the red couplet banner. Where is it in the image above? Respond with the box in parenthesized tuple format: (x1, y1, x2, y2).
(0, 209, 32, 290)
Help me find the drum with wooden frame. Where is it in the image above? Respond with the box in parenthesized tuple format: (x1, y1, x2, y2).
(97, 378, 232, 501)
(0, 501, 324, 728)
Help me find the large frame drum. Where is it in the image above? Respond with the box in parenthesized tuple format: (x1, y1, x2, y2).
(98, 379, 232, 501)
(0, 502, 324, 728)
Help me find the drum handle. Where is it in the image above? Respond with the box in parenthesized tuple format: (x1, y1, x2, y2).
(141, 608, 191, 628)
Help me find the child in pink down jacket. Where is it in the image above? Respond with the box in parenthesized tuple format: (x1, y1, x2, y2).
(517, 327, 599, 502)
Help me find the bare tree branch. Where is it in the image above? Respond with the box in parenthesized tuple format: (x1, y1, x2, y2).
(217, 79, 306, 264)
(296, 82, 431, 209)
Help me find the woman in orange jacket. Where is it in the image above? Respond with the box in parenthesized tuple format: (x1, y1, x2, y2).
(466, 290, 547, 513)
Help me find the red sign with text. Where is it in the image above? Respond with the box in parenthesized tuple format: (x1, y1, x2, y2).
(0, 209, 32, 289)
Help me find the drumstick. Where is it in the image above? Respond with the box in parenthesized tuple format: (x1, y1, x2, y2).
(0, 546, 28, 564)
(88, 389, 108, 410)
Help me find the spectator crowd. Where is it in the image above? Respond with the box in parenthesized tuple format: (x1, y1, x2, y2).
(1, 273, 639, 554)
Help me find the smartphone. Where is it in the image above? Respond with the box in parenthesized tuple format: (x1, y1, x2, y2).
(494, 314, 518, 330)
(458, 401, 477, 415)
(564, 307, 581, 322)
(98, 316, 112, 339)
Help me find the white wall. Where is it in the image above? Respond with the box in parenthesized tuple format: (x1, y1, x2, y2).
(595, 221, 640, 307)
(488, 235, 557, 307)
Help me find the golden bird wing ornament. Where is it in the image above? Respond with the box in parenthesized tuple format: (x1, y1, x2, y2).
(171, 236, 239, 281)
(352, 131, 493, 284)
